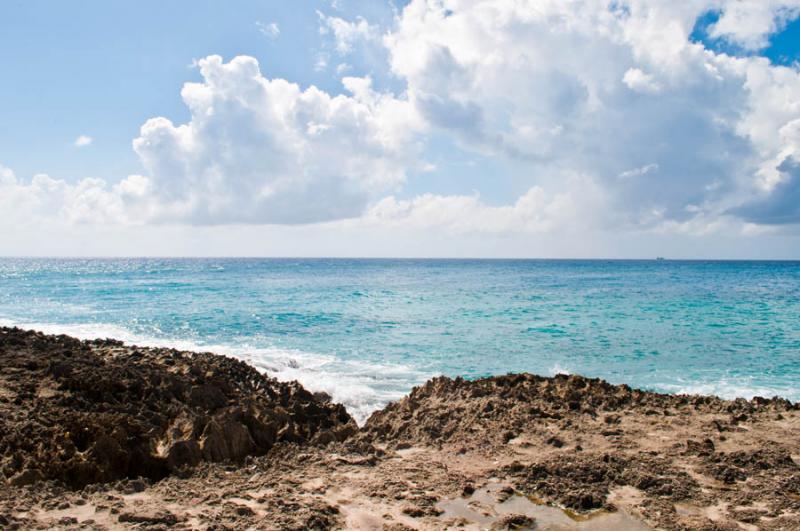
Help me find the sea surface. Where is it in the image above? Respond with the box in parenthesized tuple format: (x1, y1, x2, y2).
(0, 258, 798, 422)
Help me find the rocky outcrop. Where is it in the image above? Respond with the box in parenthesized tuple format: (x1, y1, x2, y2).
(361, 372, 797, 447)
(359, 373, 800, 530)
(0, 327, 356, 488)
(2, 328, 799, 530)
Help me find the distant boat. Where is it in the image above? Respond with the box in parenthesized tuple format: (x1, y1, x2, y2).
(655, 256, 666, 261)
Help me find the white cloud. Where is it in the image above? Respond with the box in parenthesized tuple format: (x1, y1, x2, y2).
(707, 0, 800, 50)
(622, 68, 661, 94)
(314, 53, 329, 71)
(358, 174, 609, 234)
(619, 163, 659, 180)
(129, 55, 422, 224)
(0, 168, 145, 227)
(4, 1, 800, 258)
(256, 21, 280, 39)
(0, 164, 14, 185)
(74, 135, 92, 147)
(384, 0, 800, 230)
(318, 12, 379, 54)
(1, 55, 424, 227)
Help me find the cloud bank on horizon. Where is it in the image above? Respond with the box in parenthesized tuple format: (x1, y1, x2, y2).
(3, 0, 800, 256)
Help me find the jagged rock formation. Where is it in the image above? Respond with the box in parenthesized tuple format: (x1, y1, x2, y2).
(1, 328, 799, 530)
(362, 372, 797, 448)
(0, 327, 355, 488)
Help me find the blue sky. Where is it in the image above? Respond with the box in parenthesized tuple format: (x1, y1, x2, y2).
(0, 1, 393, 181)
(692, 7, 800, 65)
(1, 1, 800, 257)
(0, 0, 518, 205)
(767, 16, 800, 65)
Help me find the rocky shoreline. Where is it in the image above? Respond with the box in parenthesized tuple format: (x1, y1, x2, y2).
(1, 326, 799, 530)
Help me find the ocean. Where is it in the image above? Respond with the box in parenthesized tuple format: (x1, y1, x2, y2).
(0, 258, 798, 422)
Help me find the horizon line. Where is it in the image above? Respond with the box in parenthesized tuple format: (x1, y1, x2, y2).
(1, 256, 799, 262)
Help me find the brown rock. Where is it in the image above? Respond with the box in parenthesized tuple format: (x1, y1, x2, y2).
(0, 327, 356, 488)
(490, 514, 536, 530)
(8, 468, 43, 486)
(118, 510, 179, 526)
(200, 416, 254, 462)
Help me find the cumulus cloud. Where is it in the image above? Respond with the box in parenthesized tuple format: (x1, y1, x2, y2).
(706, 0, 800, 50)
(359, 174, 609, 234)
(0, 164, 14, 185)
(383, 0, 800, 230)
(74, 135, 92, 147)
(0, 165, 145, 227)
(318, 12, 379, 54)
(733, 156, 800, 223)
(622, 68, 661, 94)
(2, 55, 423, 228)
(128, 55, 422, 224)
(5, 0, 800, 251)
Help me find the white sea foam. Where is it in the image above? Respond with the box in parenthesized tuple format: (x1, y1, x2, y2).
(0, 319, 430, 424)
(5, 319, 795, 421)
(658, 379, 797, 402)
(548, 362, 572, 376)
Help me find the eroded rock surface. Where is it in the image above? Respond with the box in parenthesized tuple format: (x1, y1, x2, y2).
(360, 373, 800, 530)
(362, 373, 796, 448)
(1, 328, 799, 530)
(0, 327, 355, 488)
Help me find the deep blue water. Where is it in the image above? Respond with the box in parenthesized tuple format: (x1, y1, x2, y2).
(0, 258, 798, 421)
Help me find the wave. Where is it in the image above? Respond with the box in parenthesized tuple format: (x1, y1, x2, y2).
(548, 362, 572, 376)
(0, 318, 431, 424)
(2, 318, 795, 420)
(657, 379, 797, 402)
(541, 362, 795, 402)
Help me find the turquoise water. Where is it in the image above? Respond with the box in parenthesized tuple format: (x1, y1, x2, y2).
(0, 258, 798, 421)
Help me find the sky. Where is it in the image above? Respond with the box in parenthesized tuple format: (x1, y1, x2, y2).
(1, 0, 800, 258)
